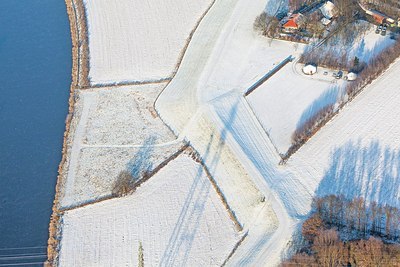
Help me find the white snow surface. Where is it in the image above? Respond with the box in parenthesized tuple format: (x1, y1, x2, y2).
(247, 62, 343, 154)
(59, 84, 181, 208)
(83, 0, 213, 85)
(58, 0, 400, 265)
(156, 0, 301, 265)
(155, 0, 400, 265)
(348, 22, 395, 64)
(287, 59, 400, 209)
(59, 154, 241, 267)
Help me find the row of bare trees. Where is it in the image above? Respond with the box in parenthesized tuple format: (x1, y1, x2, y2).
(346, 36, 400, 99)
(282, 195, 400, 266)
(291, 104, 334, 150)
(313, 195, 400, 241)
(283, 228, 400, 266)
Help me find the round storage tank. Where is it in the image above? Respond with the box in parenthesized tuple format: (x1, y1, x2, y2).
(302, 64, 317, 75)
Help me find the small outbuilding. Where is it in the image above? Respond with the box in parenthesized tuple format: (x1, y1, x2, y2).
(302, 64, 317, 75)
(346, 72, 357, 81)
(321, 17, 332, 26)
(320, 1, 338, 20)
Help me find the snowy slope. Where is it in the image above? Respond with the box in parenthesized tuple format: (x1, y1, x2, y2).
(58, 154, 241, 266)
(287, 59, 400, 208)
(83, 0, 213, 85)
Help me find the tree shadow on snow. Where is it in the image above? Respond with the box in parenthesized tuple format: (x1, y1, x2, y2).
(265, 0, 288, 16)
(160, 101, 240, 266)
(126, 136, 156, 178)
(315, 140, 400, 207)
(295, 86, 343, 130)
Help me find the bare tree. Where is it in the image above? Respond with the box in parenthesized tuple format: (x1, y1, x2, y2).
(313, 229, 347, 267)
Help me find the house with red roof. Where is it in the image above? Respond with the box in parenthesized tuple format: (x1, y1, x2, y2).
(282, 13, 306, 32)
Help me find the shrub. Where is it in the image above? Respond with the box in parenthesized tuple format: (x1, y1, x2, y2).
(112, 170, 137, 197)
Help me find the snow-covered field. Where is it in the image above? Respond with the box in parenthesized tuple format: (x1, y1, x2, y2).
(155, 0, 400, 264)
(58, 153, 242, 266)
(247, 23, 395, 154)
(59, 84, 181, 208)
(57, 0, 400, 265)
(247, 59, 343, 154)
(83, 0, 213, 85)
(287, 59, 400, 209)
(82, 84, 176, 145)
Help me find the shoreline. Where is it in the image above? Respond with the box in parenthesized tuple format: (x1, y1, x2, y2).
(45, 0, 87, 265)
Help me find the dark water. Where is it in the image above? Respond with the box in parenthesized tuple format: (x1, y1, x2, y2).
(0, 0, 71, 254)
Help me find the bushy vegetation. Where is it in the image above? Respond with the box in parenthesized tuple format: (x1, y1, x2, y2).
(111, 170, 138, 197)
(291, 104, 334, 151)
(282, 195, 400, 266)
(254, 12, 280, 37)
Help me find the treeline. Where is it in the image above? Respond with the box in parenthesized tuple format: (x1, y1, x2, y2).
(289, 104, 334, 158)
(346, 36, 400, 100)
(299, 22, 370, 71)
(299, 47, 353, 71)
(282, 229, 400, 266)
(282, 195, 400, 266)
(313, 195, 400, 240)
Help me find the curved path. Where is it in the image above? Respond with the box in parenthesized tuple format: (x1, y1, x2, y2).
(156, 0, 311, 265)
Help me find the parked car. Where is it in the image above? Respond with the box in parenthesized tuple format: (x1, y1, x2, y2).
(335, 70, 343, 79)
(381, 26, 387, 36)
(376, 26, 381, 34)
(323, 71, 328, 75)
(332, 72, 337, 77)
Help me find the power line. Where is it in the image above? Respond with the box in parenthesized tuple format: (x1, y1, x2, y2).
(0, 262, 44, 267)
(0, 247, 46, 251)
(0, 253, 46, 258)
(0, 254, 47, 261)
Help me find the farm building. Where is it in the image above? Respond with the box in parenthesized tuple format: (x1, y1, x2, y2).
(320, 1, 338, 20)
(358, 2, 395, 24)
(302, 64, 317, 75)
(282, 13, 306, 32)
